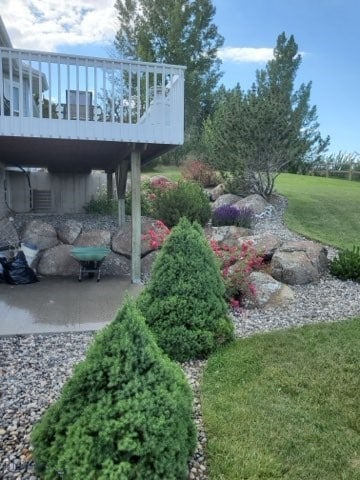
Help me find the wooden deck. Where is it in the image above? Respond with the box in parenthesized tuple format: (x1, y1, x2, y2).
(0, 47, 185, 171)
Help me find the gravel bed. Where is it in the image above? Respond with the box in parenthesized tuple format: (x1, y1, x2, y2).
(1, 196, 360, 479)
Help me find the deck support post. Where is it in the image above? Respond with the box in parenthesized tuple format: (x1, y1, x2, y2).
(115, 159, 130, 228)
(106, 172, 113, 201)
(131, 150, 141, 284)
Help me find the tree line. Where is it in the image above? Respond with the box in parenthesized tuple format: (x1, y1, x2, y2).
(114, 0, 330, 198)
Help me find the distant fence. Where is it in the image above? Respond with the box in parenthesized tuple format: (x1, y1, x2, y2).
(309, 161, 360, 181)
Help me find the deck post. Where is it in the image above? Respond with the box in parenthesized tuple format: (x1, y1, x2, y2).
(131, 150, 141, 284)
(106, 172, 113, 200)
(115, 159, 130, 228)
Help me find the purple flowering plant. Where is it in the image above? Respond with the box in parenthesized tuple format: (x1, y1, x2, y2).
(212, 204, 254, 228)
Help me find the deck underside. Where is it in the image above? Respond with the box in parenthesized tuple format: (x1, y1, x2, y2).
(0, 136, 175, 172)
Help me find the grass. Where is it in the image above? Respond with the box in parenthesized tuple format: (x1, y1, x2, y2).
(275, 174, 360, 250)
(201, 319, 360, 480)
(141, 163, 182, 182)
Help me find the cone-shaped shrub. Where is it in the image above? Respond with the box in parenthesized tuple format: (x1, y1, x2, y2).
(31, 299, 196, 480)
(137, 217, 234, 362)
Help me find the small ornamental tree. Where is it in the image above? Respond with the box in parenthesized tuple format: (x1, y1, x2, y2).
(31, 299, 196, 480)
(137, 217, 234, 361)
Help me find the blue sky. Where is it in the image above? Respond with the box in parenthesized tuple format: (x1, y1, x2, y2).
(2, 0, 359, 155)
(213, 0, 360, 155)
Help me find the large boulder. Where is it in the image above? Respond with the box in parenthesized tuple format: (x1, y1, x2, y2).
(101, 252, 131, 276)
(0, 218, 19, 250)
(212, 193, 242, 210)
(245, 271, 294, 308)
(74, 230, 111, 247)
(205, 225, 253, 247)
(233, 194, 271, 216)
(112, 219, 167, 257)
(21, 220, 58, 251)
(238, 232, 283, 259)
(57, 220, 82, 245)
(209, 184, 225, 202)
(37, 245, 79, 276)
(271, 240, 328, 285)
(141, 250, 159, 278)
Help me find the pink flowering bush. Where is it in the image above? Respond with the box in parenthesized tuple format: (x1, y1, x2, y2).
(210, 240, 263, 307)
(142, 220, 170, 250)
(143, 223, 263, 308)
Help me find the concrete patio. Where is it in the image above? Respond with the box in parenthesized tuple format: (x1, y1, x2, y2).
(0, 276, 143, 336)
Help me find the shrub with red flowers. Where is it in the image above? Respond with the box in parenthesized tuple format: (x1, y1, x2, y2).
(142, 220, 170, 250)
(143, 223, 263, 308)
(210, 240, 263, 307)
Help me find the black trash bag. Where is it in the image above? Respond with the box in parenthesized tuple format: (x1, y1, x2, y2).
(1, 251, 38, 285)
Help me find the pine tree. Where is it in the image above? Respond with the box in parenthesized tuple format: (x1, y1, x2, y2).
(137, 218, 234, 361)
(32, 299, 196, 479)
(114, 0, 223, 135)
(203, 32, 330, 197)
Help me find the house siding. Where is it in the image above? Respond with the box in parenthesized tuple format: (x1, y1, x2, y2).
(4, 170, 113, 214)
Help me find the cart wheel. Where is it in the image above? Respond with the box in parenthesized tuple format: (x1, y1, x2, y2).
(78, 277, 82, 282)
(96, 278, 100, 282)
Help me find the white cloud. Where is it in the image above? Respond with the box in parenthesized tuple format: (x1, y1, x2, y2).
(218, 46, 274, 63)
(1, 0, 118, 51)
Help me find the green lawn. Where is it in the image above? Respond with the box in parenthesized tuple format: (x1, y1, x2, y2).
(201, 319, 360, 480)
(141, 163, 182, 182)
(275, 174, 360, 250)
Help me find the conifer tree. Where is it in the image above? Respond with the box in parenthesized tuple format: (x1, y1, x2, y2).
(137, 217, 234, 361)
(203, 33, 330, 197)
(32, 299, 196, 479)
(114, 0, 223, 136)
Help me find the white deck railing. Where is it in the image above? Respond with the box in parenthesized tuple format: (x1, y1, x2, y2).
(0, 48, 185, 144)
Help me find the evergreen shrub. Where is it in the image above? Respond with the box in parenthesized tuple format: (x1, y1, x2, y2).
(330, 245, 360, 282)
(31, 299, 196, 480)
(137, 218, 234, 361)
(153, 180, 211, 228)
